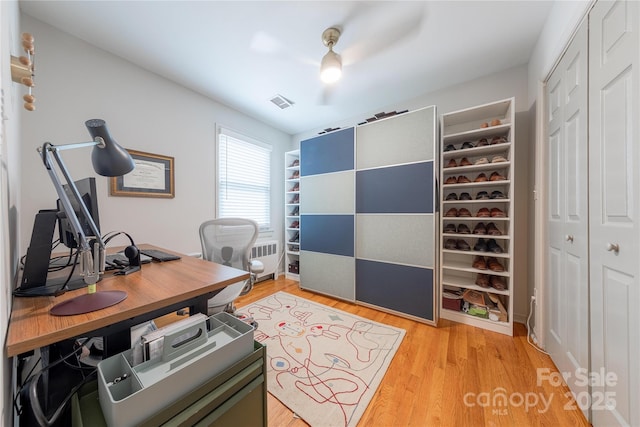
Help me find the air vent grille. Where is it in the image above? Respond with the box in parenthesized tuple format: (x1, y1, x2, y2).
(270, 94, 294, 109)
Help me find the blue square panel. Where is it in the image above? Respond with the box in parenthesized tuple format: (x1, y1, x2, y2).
(300, 214, 354, 257)
(356, 259, 434, 321)
(300, 128, 354, 176)
(356, 161, 434, 213)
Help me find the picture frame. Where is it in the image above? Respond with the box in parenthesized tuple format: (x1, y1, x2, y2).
(110, 150, 175, 198)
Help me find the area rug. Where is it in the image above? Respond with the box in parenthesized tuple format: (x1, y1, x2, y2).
(236, 291, 405, 427)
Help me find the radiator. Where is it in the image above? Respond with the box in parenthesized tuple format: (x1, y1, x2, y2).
(250, 240, 279, 282)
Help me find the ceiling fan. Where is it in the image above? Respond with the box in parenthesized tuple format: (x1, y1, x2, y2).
(251, 2, 426, 104)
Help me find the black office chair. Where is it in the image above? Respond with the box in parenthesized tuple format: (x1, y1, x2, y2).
(199, 218, 264, 315)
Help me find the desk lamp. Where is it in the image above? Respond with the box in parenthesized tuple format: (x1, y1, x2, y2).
(39, 119, 135, 316)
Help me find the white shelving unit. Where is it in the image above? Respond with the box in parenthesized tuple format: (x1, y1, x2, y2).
(284, 150, 300, 281)
(439, 98, 515, 336)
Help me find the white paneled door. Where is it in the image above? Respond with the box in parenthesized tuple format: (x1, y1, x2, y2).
(588, 1, 640, 426)
(545, 18, 590, 419)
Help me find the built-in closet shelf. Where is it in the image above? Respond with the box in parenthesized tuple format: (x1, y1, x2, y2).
(439, 97, 515, 336)
(443, 163, 511, 174)
(442, 276, 510, 296)
(442, 180, 511, 189)
(285, 149, 300, 281)
(442, 142, 512, 160)
(443, 233, 510, 240)
(442, 199, 511, 205)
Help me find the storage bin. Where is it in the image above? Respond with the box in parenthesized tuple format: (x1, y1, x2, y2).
(97, 312, 254, 427)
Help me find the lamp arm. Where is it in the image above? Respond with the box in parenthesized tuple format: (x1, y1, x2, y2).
(41, 144, 104, 285)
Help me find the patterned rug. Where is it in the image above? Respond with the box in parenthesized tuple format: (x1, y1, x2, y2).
(237, 292, 405, 427)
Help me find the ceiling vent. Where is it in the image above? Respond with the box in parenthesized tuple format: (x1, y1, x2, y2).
(269, 94, 294, 109)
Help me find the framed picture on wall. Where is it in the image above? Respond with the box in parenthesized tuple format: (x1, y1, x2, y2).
(110, 150, 175, 198)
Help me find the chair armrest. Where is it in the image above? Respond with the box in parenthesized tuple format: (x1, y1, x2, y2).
(249, 259, 264, 274)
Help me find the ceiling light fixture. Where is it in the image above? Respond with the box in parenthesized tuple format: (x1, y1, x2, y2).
(320, 27, 342, 84)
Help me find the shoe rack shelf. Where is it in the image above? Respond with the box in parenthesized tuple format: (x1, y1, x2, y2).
(285, 150, 300, 281)
(439, 98, 515, 336)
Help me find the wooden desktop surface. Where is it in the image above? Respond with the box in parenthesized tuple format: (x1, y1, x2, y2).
(6, 244, 249, 357)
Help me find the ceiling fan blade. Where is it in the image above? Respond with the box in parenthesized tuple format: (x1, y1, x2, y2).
(341, 3, 425, 66)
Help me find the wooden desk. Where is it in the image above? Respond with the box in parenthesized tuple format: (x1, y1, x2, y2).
(6, 244, 249, 358)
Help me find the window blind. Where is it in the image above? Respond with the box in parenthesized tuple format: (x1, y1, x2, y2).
(218, 128, 271, 230)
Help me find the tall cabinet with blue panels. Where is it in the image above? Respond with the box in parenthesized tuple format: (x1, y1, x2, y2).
(298, 108, 438, 324)
(355, 106, 438, 324)
(299, 128, 356, 300)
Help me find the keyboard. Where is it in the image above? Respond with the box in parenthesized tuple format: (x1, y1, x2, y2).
(140, 249, 181, 262)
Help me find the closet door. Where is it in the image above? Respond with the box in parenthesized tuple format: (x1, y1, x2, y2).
(545, 19, 589, 415)
(299, 128, 355, 301)
(589, 1, 639, 425)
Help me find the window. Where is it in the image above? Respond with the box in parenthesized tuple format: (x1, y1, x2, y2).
(217, 127, 271, 230)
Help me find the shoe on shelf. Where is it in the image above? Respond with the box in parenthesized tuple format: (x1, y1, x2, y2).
(476, 191, 490, 200)
(445, 176, 458, 185)
(487, 257, 505, 272)
(444, 223, 457, 234)
(491, 136, 507, 144)
(457, 224, 471, 234)
(490, 119, 502, 127)
(491, 155, 508, 163)
(473, 222, 487, 235)
(289, 159, 300, 167)
(444, 239, 458, 250)
(290, 220, 299, 229)
(475, 157, 489, 165)
(290, 206, 299, 216)
(445, 159, 458, 168)
(476, 138, 489, 147)
(476, 207, 491, 218)
(475, 273, 490, 288)
(458, 208, 472, 217)
(486, 222, 502, 235)
(445, 208, 459, 217)
(487, 238, 503, 253)
(490, 276, 507, 290)
(459, 192, 472, 201)
(290, 194, 299, 204)
(459, 157, 472, 167)
(291, 182, 300, 191)
(490, 190, 506, 199)
(490, 171, 507, 181)
(289, 231, 300, 243)
(446, 193, 459, 201)
(490, 208, 506, 218)
(457, 175, 471, 184)
(289, 170, 300, 179)
(461, 141, 474, 150)
(472, 256, 487, 270)
(456, 239, 471, 251)
(474, 173, 488, 182)
(474, 238, 488, 252)
(444, 144, 456, 152)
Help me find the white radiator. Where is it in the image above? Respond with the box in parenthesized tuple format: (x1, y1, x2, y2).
(250, 240, 279, 282)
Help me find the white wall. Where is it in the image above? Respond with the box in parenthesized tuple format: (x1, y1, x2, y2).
(19, 15, 291, 258)
(527, 0, 592, 106)
(2, 1, 25, 425)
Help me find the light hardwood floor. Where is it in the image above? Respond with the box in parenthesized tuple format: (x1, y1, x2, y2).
(161, 276, 590, 426)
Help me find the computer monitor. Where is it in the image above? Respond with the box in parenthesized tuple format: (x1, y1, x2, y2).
(16, 177, 101, 296)
(57, 177, 100, 249)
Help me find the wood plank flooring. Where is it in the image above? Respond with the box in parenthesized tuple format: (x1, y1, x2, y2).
(160, 276, 590, 426)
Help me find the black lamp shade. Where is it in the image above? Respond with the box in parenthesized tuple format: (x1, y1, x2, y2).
(85, 119, 135, 177)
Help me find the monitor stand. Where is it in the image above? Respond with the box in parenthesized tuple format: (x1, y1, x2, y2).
(18, 209, 91, 297)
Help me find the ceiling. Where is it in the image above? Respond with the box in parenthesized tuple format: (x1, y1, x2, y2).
(19, 1, 555, 135)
